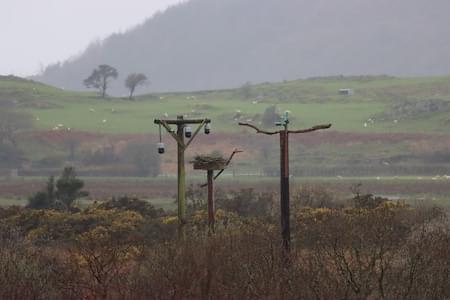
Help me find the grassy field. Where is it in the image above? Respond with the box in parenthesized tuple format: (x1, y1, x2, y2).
(1, 176, 449, 209)
(2, 74, 450, 134)
(1, 74, 450, 195)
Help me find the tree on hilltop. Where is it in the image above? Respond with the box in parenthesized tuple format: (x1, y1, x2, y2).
(125, 73, 148, 99)
(83, 64, 118, 98)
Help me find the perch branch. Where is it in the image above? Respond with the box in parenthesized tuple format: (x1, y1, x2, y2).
(238, 122, 280, 135)
(200, 149, 243, 187)
(288, 124, 332, 134)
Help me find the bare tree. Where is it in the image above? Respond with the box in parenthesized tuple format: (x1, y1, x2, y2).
(83, 64, 118, 98)
(125, 73, 148, 99)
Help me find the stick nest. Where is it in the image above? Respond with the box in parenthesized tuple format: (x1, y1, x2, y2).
(192, 155, 227, 170)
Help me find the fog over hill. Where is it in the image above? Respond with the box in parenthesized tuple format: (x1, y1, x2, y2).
(34, 0, 450, 94)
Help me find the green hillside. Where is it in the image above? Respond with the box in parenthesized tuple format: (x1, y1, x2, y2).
(2, 75, 450, 134)
(1, 75, 450, 192)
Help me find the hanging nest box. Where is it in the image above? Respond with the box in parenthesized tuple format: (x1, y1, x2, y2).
(192, 155, 227, 170)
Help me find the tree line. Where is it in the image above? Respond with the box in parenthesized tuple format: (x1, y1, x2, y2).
(83, 64, 148, 99)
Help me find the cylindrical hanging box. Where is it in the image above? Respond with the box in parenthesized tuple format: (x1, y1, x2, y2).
(157, 142, 165, 154)
(185, 126, 192, 138)
(204, 123, 211, 134)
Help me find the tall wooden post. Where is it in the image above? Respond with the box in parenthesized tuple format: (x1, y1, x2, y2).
(207, 170, 215, 231)
(155, 116, 211, 237)
(239, 116, 331, 252)
(280, 128, 290, 251)
(176, 116, 186, 228)
(195, 150, 242, 233)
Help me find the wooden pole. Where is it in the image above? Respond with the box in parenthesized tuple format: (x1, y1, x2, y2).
(280, 128, 290, 251)
(155, 116, 211, 239)
(176, 116, 186, 237)
(238, 120, 331, 253)
(207, 170, 215, 232)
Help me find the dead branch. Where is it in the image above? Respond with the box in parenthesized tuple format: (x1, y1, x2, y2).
(238, 122, 280, 135)
(200, 149, 243, 187)
(288, 124, 332, 134)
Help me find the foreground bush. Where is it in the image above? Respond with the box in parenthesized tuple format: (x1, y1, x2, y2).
(0, 194, 448, 299)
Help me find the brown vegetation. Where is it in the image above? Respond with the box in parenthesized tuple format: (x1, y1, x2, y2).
(0, 189, 448, 299)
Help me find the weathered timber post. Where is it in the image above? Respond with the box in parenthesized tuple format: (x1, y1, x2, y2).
(194, 150, 242, 232)
(207, 170, 214, 230)
(176, 116, 186, 227)
(239, 112, 331, 252)
(155, 115, 211, 237)
(192, 155, 226, 233)
(280, 126, 290, 251)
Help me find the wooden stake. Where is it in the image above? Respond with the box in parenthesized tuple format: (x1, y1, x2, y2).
(239, 121, 331, 252)
(207, 170, 215, 233)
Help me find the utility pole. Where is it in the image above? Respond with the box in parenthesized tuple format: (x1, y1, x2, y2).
(155, 115, 211, 237)
(239, 112, 331, 252)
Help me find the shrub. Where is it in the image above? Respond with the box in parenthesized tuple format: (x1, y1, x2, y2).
(98, 196, 164, 219)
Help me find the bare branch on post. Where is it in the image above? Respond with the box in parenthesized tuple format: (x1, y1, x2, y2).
(238, 122, 280, 135)
(238, 118, 332, 253)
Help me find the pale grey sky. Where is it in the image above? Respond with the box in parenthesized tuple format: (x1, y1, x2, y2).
(0, 0, 184, 76)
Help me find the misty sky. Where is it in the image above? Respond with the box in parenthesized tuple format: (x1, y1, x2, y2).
(0, 0, 184, 76)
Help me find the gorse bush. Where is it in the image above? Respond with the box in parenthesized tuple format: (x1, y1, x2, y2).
(2, 188, 449, 299)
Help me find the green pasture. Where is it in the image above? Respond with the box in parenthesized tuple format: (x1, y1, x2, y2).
(25, 98, 389, 133)
(1, 74, 449, 134)
(1, 175, 449, 209)
(0, 198, 27, 206)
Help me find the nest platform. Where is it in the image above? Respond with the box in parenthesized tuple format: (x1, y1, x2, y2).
(192, 155, 227, 170)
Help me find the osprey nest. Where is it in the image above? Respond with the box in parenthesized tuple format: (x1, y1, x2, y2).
(192, 155, 227, 170)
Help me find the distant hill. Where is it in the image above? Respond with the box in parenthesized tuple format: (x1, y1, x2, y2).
(34, 0, 450, 94)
